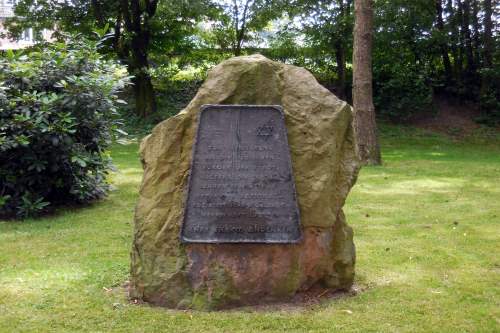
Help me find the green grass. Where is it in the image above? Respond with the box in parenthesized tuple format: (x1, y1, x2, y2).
(1, 125, 499, 332)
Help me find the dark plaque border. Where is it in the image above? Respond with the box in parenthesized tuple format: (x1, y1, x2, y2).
(180, 105, 302, 244)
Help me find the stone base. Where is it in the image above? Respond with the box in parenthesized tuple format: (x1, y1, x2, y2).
(130, 212, 354, 310)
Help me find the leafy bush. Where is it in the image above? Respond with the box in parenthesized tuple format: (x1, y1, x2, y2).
(477, 67, 500, 126)
(373, 65, 434, 122)
(0, 38, 129, 218)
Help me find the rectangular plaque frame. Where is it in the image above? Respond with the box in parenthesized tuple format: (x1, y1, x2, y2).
(180, 105, 302, 244)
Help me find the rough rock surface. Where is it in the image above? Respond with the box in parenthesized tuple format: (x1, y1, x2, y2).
(130, 55, 360, 309)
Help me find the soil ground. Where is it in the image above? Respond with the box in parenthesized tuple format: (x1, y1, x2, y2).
(411, 96, 495, 137)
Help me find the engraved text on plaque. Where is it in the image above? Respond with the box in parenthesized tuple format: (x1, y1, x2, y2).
(181, 105, 301, 243)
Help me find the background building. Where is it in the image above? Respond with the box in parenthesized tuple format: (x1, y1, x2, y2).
(0, 0, 50, 50)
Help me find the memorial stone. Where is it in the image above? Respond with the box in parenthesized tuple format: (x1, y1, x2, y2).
(130, 55, 360, 309)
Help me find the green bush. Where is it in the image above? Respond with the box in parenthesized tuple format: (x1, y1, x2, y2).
(477, 67, 500, 126)
(0, 39, 129, 218)
(374, 64, 433, 122)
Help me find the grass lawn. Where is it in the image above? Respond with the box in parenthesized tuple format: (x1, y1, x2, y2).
(1, 125, 499, 332)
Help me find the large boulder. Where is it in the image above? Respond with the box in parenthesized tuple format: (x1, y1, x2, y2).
(130, 55, 360, 309)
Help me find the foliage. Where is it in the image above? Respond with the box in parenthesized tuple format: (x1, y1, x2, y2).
(265, 28, 303, 63)
(477, 66, 500, 126)
(202, 0, 287, 55)
(280, 0, 499, 124)
(0, 38, 130, 218)
(371, 0, 499, 124)
(4, 0, 105, 39)
(370, 0, 435, 121)
(120, 63, 205, 136)
(4, 0, 499, 124)
(373, 64, 434, 122)
(292, 0, 353, 49)
(287, 0, 353, 98)
(6, 0, 215, 118)
(5, 0, 212, 55)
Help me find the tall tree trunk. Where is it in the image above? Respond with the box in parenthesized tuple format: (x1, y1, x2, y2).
(435, 0, 453, 84)
(471, 0, 481, 66)
(232, 0, 250, 56)
(353, 0, 381, 165)
(481, 0, 494, 95)
(133, 73, 156, 118)
(462, 0, 475, 81)
(131, 35, 157, 118)
(120, 0, 158, 117)
(456, 0, 465, 83)
(483, 0, 494, 68)
(234, 20, 243, 56)
(234, 38, 243, 56)
(447, 0, 460, 81)
(335, 40, 347, 99)
(335, 0, 348, 100)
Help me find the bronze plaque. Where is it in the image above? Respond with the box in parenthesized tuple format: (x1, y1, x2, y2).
(181, 105, 301, 243)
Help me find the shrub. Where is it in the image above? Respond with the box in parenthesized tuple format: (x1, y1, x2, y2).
(477, 67, 500, 126)
(374, 64, 433, 122)
(0, 38, 130, 218)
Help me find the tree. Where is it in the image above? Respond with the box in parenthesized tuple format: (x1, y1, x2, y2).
(461, 0, 475, 83)
(6, 0, 211, 118)
(119, 0, 159, 117)
(209, 0, 285, 56)
(470, 0, 481, 68)
(479, 0, 497, 112)
(353, 0, 381, 165)
(287, 0, 354, 100)
(483, 0, 494, 69)
(446, 0, 460, 81)
(335, 0, 353, 99)
(435, 0, 453, 84)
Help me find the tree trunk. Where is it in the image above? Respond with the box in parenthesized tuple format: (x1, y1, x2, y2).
(335, 0, 348, 100)
(133, 72, 157, 118)
(483, 0, 494, 68)
(120, 0, 158, 117)
(130, 32, 157, 117)
(481, 0, 494, 95)
(471, 0, 481, 66)
(353, 0, 381, 165)
(435, 0, 453, 84)
(446, 0, 460, 81)
(335, 40, 347, 100)
(462, 0, 475, 81)
(129, 44, 157, 117)
(234, 39, 243, 56)
(456, 0, 465, 82)
(234, 23, 243, 56)
(232, 0, 250, 56)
